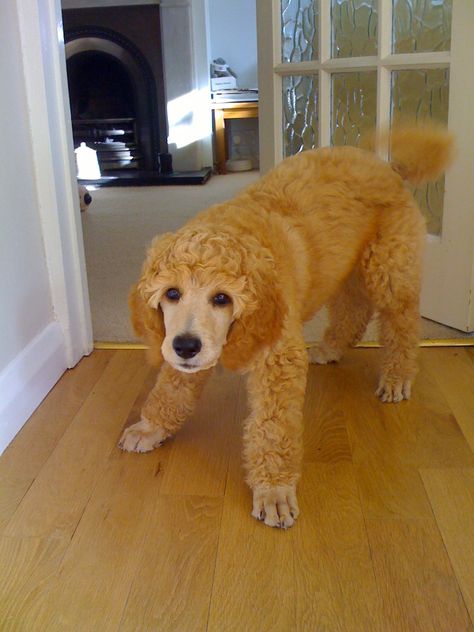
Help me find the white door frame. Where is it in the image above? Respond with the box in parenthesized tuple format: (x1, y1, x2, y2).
(257, 0, 474, 332)
(18, 0, 93, 367)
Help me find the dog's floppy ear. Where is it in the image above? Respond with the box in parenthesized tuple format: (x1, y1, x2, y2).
(220, 246, 287, 371)
(129, 284, 165, 367)
(129, 232, 175, 367)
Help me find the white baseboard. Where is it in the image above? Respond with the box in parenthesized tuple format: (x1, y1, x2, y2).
(0, 321, 67, 455)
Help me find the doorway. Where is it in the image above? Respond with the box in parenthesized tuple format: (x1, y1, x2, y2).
(60, 0, 259, 344)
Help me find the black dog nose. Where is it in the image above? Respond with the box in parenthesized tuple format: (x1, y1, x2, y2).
(172, 335, 202, 359)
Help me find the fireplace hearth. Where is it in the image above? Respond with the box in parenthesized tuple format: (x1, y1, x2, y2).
(62, 5, 211, 186)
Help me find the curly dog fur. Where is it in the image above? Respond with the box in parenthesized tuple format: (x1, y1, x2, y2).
(119, 126, 453, 529)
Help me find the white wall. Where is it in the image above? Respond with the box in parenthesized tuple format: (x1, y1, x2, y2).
(0, 3, 54, 371)
(207, 0, 259, 168)
(161, 0, 213, 170)
(208, 0, 257, 89)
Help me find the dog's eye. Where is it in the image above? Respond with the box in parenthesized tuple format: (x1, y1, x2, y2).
(165, 288, 181, 301)
(213, 293, 231, 306)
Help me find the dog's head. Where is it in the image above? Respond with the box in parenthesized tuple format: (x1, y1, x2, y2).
(130, 227, 286, 372)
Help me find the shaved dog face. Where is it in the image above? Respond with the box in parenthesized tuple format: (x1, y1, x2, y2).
(141, 229, 252, 372)
(159, 284, 234, 373)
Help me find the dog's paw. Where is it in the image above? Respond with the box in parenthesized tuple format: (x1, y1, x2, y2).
(251, 485, 299, 529)
(376, 378, 412, 403)
(118, 418, 168, 453)
(308, 343, 342, 365)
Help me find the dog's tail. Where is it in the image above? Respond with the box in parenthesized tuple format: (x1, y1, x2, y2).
(365, 124, 454, 185)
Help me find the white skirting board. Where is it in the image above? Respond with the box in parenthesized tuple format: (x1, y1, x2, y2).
(0, 321, 67, 455)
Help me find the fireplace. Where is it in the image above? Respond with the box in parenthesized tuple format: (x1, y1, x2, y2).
(68, 51, 141, 171)
(62, 5, 210, 185)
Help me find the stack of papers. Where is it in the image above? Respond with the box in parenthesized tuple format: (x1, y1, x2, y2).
(212, 89, 258, 103)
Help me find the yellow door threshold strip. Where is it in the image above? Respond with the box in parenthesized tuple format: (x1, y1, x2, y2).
(94, 339, 474, 351)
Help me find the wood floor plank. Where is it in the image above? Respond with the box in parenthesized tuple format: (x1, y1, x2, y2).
(159, 368, 242, 497)
(338, 349, 474, 519)
(0, 351, 114, 534)
(303, 365, 352, 464)
(294, 463, 384, 631)
(207, 455, 296, 632)
(421, 348, 474, 453)
(207, 378, 298, 631)
(119, 495, 222, 632)
(366, 517, 473, 631)
(354, 459, 433, 519)
(467, 347, 474, 366)
(0, 536, 69, 631)
(3, 350, 149, 539)
(344, 349, 473, 468)
(421, 468, 474, 623)
(118, 368, 243, 631)
(33, 451, 166, 631)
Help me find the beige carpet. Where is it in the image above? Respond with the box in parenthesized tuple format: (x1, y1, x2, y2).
(82, 172, 473, 343)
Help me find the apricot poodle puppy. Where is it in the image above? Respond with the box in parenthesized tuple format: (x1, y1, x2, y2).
(119, 126, 453, 529)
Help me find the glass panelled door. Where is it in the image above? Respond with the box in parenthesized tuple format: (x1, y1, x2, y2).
(281, 0, 451, 233)
(256, 0, 474, 331)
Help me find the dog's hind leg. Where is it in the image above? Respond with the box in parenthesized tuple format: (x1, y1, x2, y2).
(308, 269, 374, 364)
(361, 206, 424, 403)
(375, 301, 420, 402)
(118, 362, 212, 452)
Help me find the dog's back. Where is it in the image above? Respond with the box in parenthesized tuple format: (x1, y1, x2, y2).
(240, 125, 452, 298)
(246, 124, 453, 215)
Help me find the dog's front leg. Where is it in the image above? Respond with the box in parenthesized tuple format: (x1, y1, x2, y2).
(244, 336, 308, 529)
(119, 362, 211, 453)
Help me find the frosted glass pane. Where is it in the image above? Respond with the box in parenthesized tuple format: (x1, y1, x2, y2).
(332, 72, 377, 146)
(391, 69, 450, 235)
(332, 0, 378, 58)
(393, 0, 452, 53)
(283, 75, 319, 156)
(281, 0, 319, 63)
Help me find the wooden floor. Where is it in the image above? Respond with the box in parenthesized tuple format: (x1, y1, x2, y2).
(1, 347, 474, 631)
